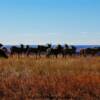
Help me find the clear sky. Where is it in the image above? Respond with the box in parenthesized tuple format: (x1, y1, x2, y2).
(0, 0, 100, 45)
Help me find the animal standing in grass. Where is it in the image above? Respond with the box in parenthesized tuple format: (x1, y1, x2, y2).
(0, 43, 8, 58)
(80, 47, 100, 56)
(46, 44, 63, 58)
(10, 44, 28, 56)
(62, 45, 76, 57)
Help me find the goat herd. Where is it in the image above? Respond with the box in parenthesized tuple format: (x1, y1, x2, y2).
(0, 43, 100, 59)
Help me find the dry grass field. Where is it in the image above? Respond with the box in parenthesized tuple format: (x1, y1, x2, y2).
(0, 56, 100, 100)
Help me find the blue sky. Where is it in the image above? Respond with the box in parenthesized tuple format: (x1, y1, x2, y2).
(0, 0, 100, 45)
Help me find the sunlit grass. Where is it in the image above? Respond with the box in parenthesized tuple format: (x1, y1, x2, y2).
(0, 55, 100, 99)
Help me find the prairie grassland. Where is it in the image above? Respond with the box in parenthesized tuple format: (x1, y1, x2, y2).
(0, 56, 100, 100)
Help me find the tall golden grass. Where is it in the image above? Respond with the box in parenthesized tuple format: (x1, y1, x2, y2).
(0, 56, 100, 99)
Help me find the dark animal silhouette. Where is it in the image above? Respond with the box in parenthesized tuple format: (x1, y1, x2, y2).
(62, 45, 76, 57)
(26, 44, 51, 57)
(46, 44, 63, 58)
(80, 47, 100, 56)
(26, 47, 38, 56)
(0, 49, 8, 58)
(38, 44, 51, 56)
(0, 43, 3, 48)
(10, 44, 27, 56)
(0, 43, 8, 58)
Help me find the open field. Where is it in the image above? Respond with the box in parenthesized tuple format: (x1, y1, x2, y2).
(0, 56, 100, 100)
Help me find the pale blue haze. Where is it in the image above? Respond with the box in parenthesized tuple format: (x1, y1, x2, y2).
(0, 0, 100, 45)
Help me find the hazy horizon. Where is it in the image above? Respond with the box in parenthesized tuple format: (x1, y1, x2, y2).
(0, 0, 100, 45)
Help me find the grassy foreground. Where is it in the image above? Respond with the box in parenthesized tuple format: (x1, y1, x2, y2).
(0, 56, 100, 100)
